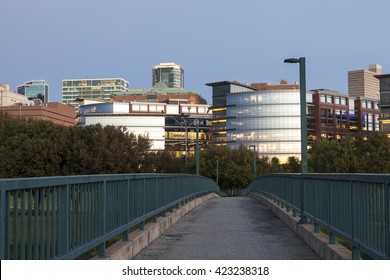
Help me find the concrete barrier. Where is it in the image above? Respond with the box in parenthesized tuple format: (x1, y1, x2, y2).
(93, 193, 220, 260)
(250, 193, 352, 260)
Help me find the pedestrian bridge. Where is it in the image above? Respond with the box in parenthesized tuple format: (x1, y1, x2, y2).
(0, 173, 389, 260)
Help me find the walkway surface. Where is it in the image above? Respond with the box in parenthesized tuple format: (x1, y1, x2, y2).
(134, 196, 319, 260)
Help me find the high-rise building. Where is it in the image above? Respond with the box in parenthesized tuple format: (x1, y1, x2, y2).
(348, 64, 381, 100)
(62, 78, 129, 111)
(152, 63, 184, 89)
(17, 80, 49, 102)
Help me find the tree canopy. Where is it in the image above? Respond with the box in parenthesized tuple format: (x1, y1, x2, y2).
(2, 113, 389, 191)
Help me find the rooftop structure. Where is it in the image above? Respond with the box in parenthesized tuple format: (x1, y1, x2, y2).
(17, 80, 49, 102)
(152, 63, 184, 89)
(348, 64, 381, 100)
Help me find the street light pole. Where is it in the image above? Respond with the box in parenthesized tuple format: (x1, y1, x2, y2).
(284, 57, 308, 223)
(284, 57, 308, 172)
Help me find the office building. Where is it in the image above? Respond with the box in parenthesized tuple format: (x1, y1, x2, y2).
(207, 80, 381, 162)
(348, 64, 381, 100)
(152, 63, 184, 89)
(62, 78, 129, 111)
(375, 74, 390, 136)
(80, 101, 211, 154)
(308, 89, 380, 141)
(17, 80, 49, 102)
(207, 80, 302, 162)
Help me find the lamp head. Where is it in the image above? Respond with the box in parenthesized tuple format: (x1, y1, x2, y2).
(284, 58, 300, 64)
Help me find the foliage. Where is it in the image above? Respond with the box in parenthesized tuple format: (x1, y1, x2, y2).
(2, 113, 389, 189)
(0, 113, 151, 178)
(308, 133, 390, 173)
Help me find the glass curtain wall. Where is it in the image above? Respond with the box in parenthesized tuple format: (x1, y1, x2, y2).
(226, 90, 301, 162)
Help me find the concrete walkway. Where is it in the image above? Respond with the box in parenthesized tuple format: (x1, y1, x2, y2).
(134, 196, 319, 260)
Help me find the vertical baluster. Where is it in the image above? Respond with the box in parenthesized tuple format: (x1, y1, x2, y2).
(27, 190, 32, 259)
(20, 191, 25, 259)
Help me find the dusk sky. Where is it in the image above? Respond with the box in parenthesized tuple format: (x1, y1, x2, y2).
(1, 0, 389, 103)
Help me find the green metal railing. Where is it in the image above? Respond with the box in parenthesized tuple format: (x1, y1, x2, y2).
(247, 174, 390, 260)
(0, 174, 219, 260)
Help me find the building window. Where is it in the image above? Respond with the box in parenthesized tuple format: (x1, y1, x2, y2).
(341, 97, 346, 105)
(326, 95, 332, 104)
(320, 95, 326, 103)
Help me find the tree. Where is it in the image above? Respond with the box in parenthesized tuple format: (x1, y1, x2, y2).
(284, 156, 301, 173)
(357, 133, 390, 173)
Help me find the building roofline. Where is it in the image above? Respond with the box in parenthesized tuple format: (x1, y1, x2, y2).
(62, 78, 129, 83)
(205, 81, 257, 90)
(375, 74, 390, 79)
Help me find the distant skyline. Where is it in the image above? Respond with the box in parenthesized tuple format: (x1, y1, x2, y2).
(1, 0, 389, 104)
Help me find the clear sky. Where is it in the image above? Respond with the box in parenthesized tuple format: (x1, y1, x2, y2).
(1, 0, 389, 103)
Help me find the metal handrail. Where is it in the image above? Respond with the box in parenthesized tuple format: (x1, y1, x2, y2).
(246, 173, 390, 260)
(0, 173, 219, 260)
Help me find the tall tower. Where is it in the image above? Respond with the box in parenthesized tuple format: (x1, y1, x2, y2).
(152, 63, 184, 89)
(348, 64, 382, 100)
(17, 80, 49, 102)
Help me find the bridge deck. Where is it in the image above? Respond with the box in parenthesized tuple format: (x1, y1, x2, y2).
(134, 196, 319, 260)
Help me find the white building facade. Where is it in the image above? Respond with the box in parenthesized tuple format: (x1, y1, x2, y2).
(80, 101, 211, 151)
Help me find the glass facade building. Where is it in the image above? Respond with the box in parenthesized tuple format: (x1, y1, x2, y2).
(226, 89, 302, 162)
(207, 80, 302, 162)
(62, 78, 129, 110)
(17, 80, 49, 102)
(152, 63, 184, 89)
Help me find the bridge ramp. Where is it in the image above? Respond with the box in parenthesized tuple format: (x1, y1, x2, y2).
(134, 196, 319, 260)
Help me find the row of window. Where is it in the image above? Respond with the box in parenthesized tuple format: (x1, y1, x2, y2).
(320, 94, 348, 105)
(63, 80, 128, 87)
(320, 94, 379, 109)
(228, 129, 301, 141)
(228, 117, 301, 130)
(228, 91, 300, 105)
(228, 104, 300, 117)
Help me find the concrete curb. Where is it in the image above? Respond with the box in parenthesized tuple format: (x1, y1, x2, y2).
(93, 192, 220, 260)
(250, 193, 352, 260)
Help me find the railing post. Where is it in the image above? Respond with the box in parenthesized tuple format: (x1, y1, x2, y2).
(162, 177, 166, 217)
(98, 181, 107, 258)
(299, 174, 306, 224)
(58, 185, 70, 258)
(153, 177, 157, 223)
(139, 178, 146, 230)
(350, 179, 360, 259)
(328, 179, 335, 244)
